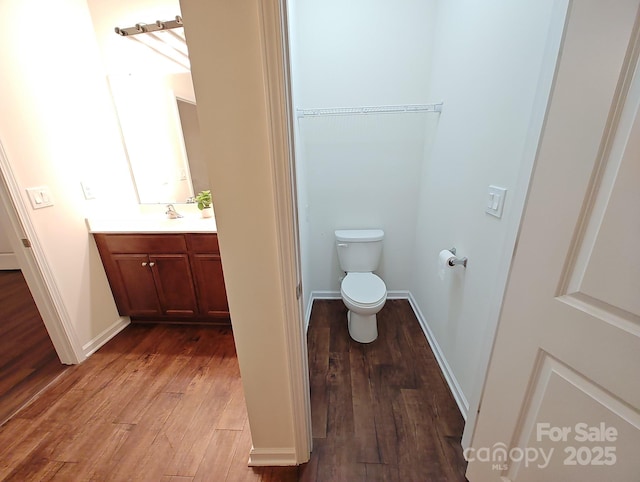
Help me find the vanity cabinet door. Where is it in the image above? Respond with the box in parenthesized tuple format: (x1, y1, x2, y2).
(149, 254, 198, 317)
(94, 233, 230, 324)
(112, 254, 162, 317)
(191, 254, 229, 317)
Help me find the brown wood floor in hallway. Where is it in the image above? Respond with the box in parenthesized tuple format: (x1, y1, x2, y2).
(0, 297, 467, 481)
(0, 270, 66, 426)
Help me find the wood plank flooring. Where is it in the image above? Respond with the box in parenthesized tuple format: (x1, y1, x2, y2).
(0, 297, 467, 481)
(0, 322, 299, 482)
(303, 299, 468, 481)
(0, 270, 66, 425)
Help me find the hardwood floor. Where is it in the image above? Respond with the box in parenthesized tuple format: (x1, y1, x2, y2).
(0, 298, 467, 481)
(303, 299, 468, 482)
(0, 270, 66, 426)
(0, 323, 298, 482)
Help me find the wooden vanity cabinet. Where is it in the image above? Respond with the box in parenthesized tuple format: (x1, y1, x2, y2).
(93, 233, 229, 324)
(187, 234, 229, 318)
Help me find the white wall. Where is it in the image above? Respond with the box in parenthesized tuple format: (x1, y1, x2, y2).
(290, 0, 439, 304)
(300, 114, 437, 293)
(181, 0, 299, 462)
(0, 0, 137, 355)
(294, 0, 437, 108)
(410, 0, 558, 413)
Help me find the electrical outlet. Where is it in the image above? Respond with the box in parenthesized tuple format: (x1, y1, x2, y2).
(81, 181, 96, 200)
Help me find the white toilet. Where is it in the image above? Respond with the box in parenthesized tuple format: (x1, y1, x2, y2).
(335, 229, 387, 343)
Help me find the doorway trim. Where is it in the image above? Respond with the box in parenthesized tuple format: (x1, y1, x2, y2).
(256, 0, 312, 464)
(0, 138, 82, 365)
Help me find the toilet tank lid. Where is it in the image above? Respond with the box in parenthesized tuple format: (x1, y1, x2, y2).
(335, 229, 384, 242)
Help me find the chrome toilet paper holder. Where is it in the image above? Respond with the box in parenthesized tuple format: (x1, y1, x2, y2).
(448, 248, 468, 268)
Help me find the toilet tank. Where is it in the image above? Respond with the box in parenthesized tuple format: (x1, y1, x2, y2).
(335, 229, 384, 272)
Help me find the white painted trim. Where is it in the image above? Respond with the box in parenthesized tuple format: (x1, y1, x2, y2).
(0, 138, 83, 364)
(310, 290, 341, 299)
(386, 289, 410, 299)
(0, 253, 19, 270)
(305, 291, 338, 332)
(407, 292, 469, 419)
(258, 0, 312, 464)
(305, 289, 469, 419)
(248, 446, 297, 466)
(304, 292, 314, 332)
(82, 316, 130, 357)
(304, 291, 337, 332)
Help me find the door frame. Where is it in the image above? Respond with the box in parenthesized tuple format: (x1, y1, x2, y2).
(0, 138, 82, 365)
(258, 0, 313, 462)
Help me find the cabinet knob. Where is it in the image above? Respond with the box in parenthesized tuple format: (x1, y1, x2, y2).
(149, 262, 155, 267)
(141, 262, 148, 267)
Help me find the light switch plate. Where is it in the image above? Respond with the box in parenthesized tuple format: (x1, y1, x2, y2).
(26, 186, 54, 209)
(486, 185, 507, 218)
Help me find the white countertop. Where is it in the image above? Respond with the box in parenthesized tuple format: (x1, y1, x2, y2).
(86, 213, 217, 234)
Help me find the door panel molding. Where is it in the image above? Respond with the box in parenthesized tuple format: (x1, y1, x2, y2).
(559, 7, 640, 302)
(501, 352, 640, 481)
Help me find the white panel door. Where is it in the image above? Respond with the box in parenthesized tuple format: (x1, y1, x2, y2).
(467, 2, 640, 481)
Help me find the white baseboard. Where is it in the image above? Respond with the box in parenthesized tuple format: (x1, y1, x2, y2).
(0, 253, 19, 270)
(82, 316, 130, 357)
(386, 289, 410, 299)
(305, 289, 469, 420)
(310, 290, 341, 299)
(248, 446, 297, 466)
(304, 291, 340, 332)
(407, 292, 469, 420)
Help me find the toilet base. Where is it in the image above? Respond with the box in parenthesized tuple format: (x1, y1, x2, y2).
(348, 310, 378, 343)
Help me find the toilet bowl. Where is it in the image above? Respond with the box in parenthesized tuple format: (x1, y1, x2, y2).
(340, 272, 387, 343)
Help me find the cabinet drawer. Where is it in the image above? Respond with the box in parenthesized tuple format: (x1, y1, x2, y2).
(187, 234, 220, 253)
(96, 234, 187, 254)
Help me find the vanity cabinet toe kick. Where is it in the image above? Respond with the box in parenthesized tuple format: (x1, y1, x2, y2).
(93, 233, 230, 325)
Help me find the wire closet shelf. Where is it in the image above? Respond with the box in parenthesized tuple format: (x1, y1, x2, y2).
(296, 103, 443, 118)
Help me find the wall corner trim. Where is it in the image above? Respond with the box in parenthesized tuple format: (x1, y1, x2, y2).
(305, 291, 340, 333)
(258, 0, 312, 464)
(407, 292, 469, 419)
(248, 446, 298, 466)
(82, 316, 130, 358)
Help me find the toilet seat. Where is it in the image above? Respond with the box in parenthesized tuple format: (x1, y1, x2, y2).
(341, 272, 386, 307)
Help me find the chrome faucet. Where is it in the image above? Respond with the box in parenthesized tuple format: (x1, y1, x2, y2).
(165, 204, 183, 219)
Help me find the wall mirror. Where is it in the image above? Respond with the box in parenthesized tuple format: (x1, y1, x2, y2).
(85, 0, 210, 205)
(108, 71, 207, 204)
